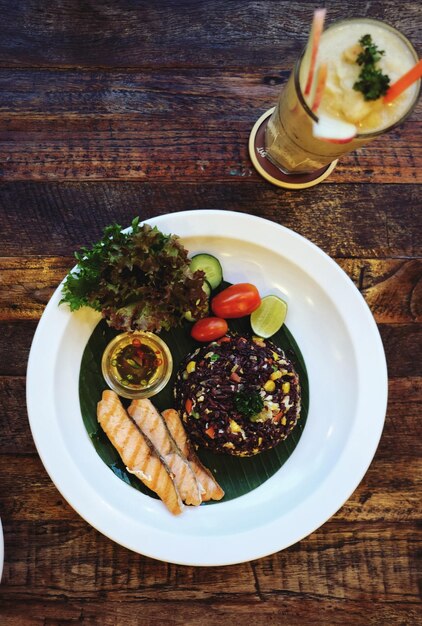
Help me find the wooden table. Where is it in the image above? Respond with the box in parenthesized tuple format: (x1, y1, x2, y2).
(0, 2, 421, 624)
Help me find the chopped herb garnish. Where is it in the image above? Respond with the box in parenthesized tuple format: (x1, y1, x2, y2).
(353, 34, 390, 101)
(234, 390, 264, 420)
(209, 354, 220, 363)
(356, 34, 385, 65)
(354, 67, 391, 101)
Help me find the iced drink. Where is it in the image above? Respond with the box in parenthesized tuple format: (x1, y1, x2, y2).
(265, 18, 420, 174)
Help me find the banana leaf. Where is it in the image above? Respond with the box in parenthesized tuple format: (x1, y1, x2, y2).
(79, 311, 309, 503)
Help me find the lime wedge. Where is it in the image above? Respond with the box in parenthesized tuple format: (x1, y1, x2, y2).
(250, 295, 288, 338)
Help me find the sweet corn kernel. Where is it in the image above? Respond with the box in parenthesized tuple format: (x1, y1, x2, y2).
(264, 380, 276, 393)
(282, 382, 291, 394)
(186, 361, 196, 374)
(229, 419, 242, 433)
(252, 336, 266, 347)
(270, 370, 282, 381)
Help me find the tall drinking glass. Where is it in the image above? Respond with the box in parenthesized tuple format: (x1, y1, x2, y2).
(264, 18, 420, 175)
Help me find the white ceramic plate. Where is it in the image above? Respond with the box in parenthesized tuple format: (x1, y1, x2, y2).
(26, 210, 387, 566)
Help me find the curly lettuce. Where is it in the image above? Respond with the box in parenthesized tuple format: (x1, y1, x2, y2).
(60, 217, 208, 332)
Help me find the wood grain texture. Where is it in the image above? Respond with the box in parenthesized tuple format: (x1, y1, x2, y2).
(0, 1, 421, 624)
(0, 520, 419, 599)
(0, 520, 420, 626)
(0, 597, 420, 626)
(0, 1, 419, 69)
(0, 75, 420, 182)
(0, 1, 420, 184)
(0, 257, 71, 320)
(0, 182, 421, 257)
(340, 259, 422, 323)
(1, 118, 420, 184)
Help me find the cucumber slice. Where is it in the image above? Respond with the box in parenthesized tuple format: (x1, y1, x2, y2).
(190, 254, 223, 290)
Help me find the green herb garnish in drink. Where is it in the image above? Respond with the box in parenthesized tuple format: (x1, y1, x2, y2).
(353, 34, 391, 101)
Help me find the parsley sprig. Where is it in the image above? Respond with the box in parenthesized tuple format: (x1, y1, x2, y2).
(234, 390, 264, 420)
(353, 34, 390, 101)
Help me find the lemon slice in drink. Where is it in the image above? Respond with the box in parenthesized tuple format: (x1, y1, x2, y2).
(251, 295, 288, 338)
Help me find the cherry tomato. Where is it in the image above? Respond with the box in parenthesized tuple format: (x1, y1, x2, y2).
(211, 283, 261, 318)
(191, 317, 229, 342)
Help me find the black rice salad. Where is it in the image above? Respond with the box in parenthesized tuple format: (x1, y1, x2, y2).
(174, 333, 301, 457)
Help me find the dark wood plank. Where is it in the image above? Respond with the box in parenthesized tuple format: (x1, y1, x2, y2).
(340, 259, 422, 323)
(0, 377, 37, 455)
(2, 257, 421, 322)
(0, 520, 419, 612)
(0, 68, 420, 183)
(0, 597, 420, 626)
(0, 108, 420, 183)
(0, 456, 77, 521)
(1, 519, 420, 598)
(1, 183, 421, 257)
(0, 1, 419, 69)
(0, 258, 71, 320)
(0, 322, 38, 376)
(2, 68, 284, 116)
(2, 69, 420, 122)
(380, 324, 422, 378)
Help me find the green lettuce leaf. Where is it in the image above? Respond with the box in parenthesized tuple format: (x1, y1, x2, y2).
(60, 217, 208, 332)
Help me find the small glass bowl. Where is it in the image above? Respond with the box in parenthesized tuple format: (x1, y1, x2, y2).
(101, 331, 173, 399)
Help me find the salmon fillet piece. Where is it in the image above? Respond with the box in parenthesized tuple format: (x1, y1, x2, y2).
(97, 390, 184, 515)
(128, 399, 204, 506)
(162, 408, 224, 501)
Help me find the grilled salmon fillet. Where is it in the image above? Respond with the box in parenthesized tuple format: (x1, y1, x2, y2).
(128, 399, 204, 506)
(162, 408, 224, 501)
(97, 390, 184, 515)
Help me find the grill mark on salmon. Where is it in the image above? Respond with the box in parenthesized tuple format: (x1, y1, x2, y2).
(161, 408, 224, 501)
(128, 399, 204, 506)
(97, 390, 184, 515)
